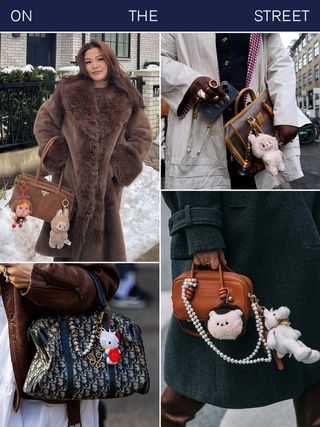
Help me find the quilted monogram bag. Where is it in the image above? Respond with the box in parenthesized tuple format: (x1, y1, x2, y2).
(23, 270, 150, 400)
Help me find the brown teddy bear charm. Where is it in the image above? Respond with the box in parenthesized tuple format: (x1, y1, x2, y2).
(10, 184, 32, 229)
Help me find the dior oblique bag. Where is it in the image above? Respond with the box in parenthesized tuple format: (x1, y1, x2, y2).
(23, 271, 150, 400)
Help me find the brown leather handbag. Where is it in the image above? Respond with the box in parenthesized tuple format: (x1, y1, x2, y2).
(172, 262, 285, 369)
(224, 88, 274, 174)
(172, 262, 253, 324)
(9, 136, 75, 223)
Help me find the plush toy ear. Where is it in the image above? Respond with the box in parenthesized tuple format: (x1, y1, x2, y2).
(234, 309, 243, 317)
(208, 310, 217, 319)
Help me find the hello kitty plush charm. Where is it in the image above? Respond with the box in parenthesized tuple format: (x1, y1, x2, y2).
(100, 329, 121, 365)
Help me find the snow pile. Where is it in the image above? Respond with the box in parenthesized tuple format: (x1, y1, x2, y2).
(0, 165, 159, 262)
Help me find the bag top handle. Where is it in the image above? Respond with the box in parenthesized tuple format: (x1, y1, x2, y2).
(86, 269, 108, 309)
(191, 261, 233, 290)
(36, 136, 63, 184)
(234, 87, 257, 116)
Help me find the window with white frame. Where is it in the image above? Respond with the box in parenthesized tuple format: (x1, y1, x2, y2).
(315, 41, 319, 57)
(315, 64, 320, 80)
(298, 58, 302, 70)
(308, 68, 313, 82)
(308, 48, 313, 62)
(302, 53, 307, 66)
(302, 37, 306, 47)
(303, 73, 307, 86)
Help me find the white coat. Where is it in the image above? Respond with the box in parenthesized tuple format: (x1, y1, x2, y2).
(161, 33, 310, 189)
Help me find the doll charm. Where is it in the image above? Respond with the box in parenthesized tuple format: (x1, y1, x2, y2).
(10, 183, 32, 229)
(49, 204, 72, 249)
(100, 329, 121, 365)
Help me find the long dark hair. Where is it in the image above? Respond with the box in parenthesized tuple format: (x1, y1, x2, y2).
(76, 39, 143, 110)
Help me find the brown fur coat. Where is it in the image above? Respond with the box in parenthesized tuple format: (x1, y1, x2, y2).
(33, 77, 152, 261)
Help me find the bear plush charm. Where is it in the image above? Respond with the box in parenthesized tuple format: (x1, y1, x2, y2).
(207, 306, 244, 340)
(264, 307, 320, 364)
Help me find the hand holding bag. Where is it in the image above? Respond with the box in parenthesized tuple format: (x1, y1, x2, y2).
(224, 88, 274, 175)
(23, 270, 150, 400)
(172, 262, 278, 367)
(8, 136, 75, 223)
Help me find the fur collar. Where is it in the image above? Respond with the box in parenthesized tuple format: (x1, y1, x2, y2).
(60, 77, 132, 141)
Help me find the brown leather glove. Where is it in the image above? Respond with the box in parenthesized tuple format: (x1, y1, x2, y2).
(189, 76, 229, 106)
(273, 125, 299, 145)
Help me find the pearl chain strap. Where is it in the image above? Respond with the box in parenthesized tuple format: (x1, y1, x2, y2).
(181, 278, 272, 365)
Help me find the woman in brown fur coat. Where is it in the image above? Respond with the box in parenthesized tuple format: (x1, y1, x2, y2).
(34, 39, 153, 261)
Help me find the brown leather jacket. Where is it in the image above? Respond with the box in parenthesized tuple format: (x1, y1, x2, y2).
(0, 263, 119, 411)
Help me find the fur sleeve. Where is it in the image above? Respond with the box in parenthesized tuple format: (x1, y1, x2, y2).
(33, 81, 70, 173)
(110, 108, 152, 186)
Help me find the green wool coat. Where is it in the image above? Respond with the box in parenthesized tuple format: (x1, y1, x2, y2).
(163, 191, 320, 408)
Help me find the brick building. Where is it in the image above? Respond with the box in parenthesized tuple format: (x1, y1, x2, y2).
(291, 33, 320, 118)
(0, 33, 159, 73)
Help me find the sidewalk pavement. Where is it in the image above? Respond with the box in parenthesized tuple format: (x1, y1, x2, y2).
(291, 141, 320, 188)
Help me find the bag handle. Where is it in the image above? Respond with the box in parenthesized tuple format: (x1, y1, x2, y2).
(234, 87, 257, 116)
(86, 269, 108, 309)
(36, 136, 64, 189)
(191, 261, 234, 302)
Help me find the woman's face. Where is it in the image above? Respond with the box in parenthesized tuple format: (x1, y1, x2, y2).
(84, 47, 108, 82)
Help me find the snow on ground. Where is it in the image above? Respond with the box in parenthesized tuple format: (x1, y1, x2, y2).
(0, 165, 159, 262)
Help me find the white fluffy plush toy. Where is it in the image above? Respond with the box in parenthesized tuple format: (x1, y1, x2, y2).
(264, 307, 320, 364)
(248, 132, 285, 176)
(207, 308, 244, 340)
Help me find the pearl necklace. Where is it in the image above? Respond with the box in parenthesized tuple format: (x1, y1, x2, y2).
(179, 106, 212, 173)
(181, 278, 272, 365)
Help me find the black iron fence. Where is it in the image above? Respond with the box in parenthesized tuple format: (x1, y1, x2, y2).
(0, 76, 144, 153)
(0, 81, 57, 152)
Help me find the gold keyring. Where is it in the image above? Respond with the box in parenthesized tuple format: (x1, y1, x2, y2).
(208, 79, 218, 89)
(212, 95, 220, 102)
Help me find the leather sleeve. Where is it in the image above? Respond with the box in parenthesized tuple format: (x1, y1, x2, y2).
(22, 263, 119, 314)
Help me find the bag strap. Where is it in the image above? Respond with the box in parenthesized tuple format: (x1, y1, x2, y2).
(36, 136, 64, 189)
(234, 87, 257, 115)
(86, 269, 108, 309)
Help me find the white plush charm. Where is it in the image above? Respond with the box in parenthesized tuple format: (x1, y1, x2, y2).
(100, 329, 121, 365)
(264, 307, 320, 364)
(207, 308, 244, 340)
(248, 132, 285, 176)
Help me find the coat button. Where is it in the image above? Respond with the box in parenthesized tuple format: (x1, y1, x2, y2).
(222, 36, 228, 42)
(224, 59, 230, 66)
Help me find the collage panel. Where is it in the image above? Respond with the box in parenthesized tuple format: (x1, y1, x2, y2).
(0, 262, 159, 426)
(161, 33, 320, 190)
(0, 32, 160, 262)
(0, 32, 161, 427)
(161, 191, 320, 426)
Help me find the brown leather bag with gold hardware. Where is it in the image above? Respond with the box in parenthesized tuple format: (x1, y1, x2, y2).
(8, 136, 75, 223)
(224, 88, 274, 174)
(172, 261, 253, 325)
